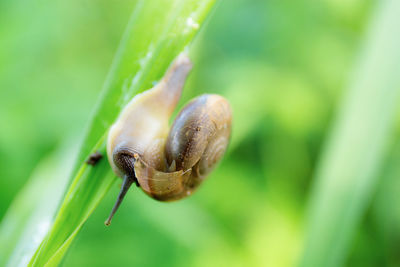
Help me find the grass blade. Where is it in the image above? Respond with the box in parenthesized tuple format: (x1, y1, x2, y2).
(0, 145, 75, 267)
(300, 0, 400, 266)
(28, 0, 217, 265)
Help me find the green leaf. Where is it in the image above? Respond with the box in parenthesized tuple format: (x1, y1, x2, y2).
(0, 144, 75, 267)
(27, 0, 217, 266)
(300, 0, 400, 266)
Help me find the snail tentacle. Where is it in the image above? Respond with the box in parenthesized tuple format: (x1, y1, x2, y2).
(105, 174, 135, 226)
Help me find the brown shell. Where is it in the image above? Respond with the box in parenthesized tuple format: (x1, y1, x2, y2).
(134, 94, 232, 201)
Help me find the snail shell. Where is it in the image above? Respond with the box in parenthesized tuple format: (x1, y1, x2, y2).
(105, 53, 232, 225)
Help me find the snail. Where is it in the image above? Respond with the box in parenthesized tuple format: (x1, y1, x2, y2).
(105, 53, 232, 226)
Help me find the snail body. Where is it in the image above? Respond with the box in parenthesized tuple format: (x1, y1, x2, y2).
(105, 54, 232, 225)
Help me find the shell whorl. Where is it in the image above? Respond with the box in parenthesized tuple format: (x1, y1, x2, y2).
(135, 94, 232, 201)
(166, 94, 231, 176)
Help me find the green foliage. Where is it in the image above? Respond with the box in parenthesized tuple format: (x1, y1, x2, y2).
(0, 145, 75, 266)
(300, 0, 400, 266)
(1, 0, 400, 266)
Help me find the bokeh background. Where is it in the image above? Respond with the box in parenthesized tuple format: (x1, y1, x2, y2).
(1, 0, 400, 266)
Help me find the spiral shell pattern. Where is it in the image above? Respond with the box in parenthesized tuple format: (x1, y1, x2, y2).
(134, 94, 232, 200)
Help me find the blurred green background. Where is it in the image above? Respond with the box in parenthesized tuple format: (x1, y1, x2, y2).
(1, 0, 400, 266)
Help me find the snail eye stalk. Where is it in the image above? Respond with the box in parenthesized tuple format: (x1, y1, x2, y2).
(104, 174, 137, 226)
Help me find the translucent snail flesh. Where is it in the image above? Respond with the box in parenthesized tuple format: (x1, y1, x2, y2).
(105, 53, 232, 225)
